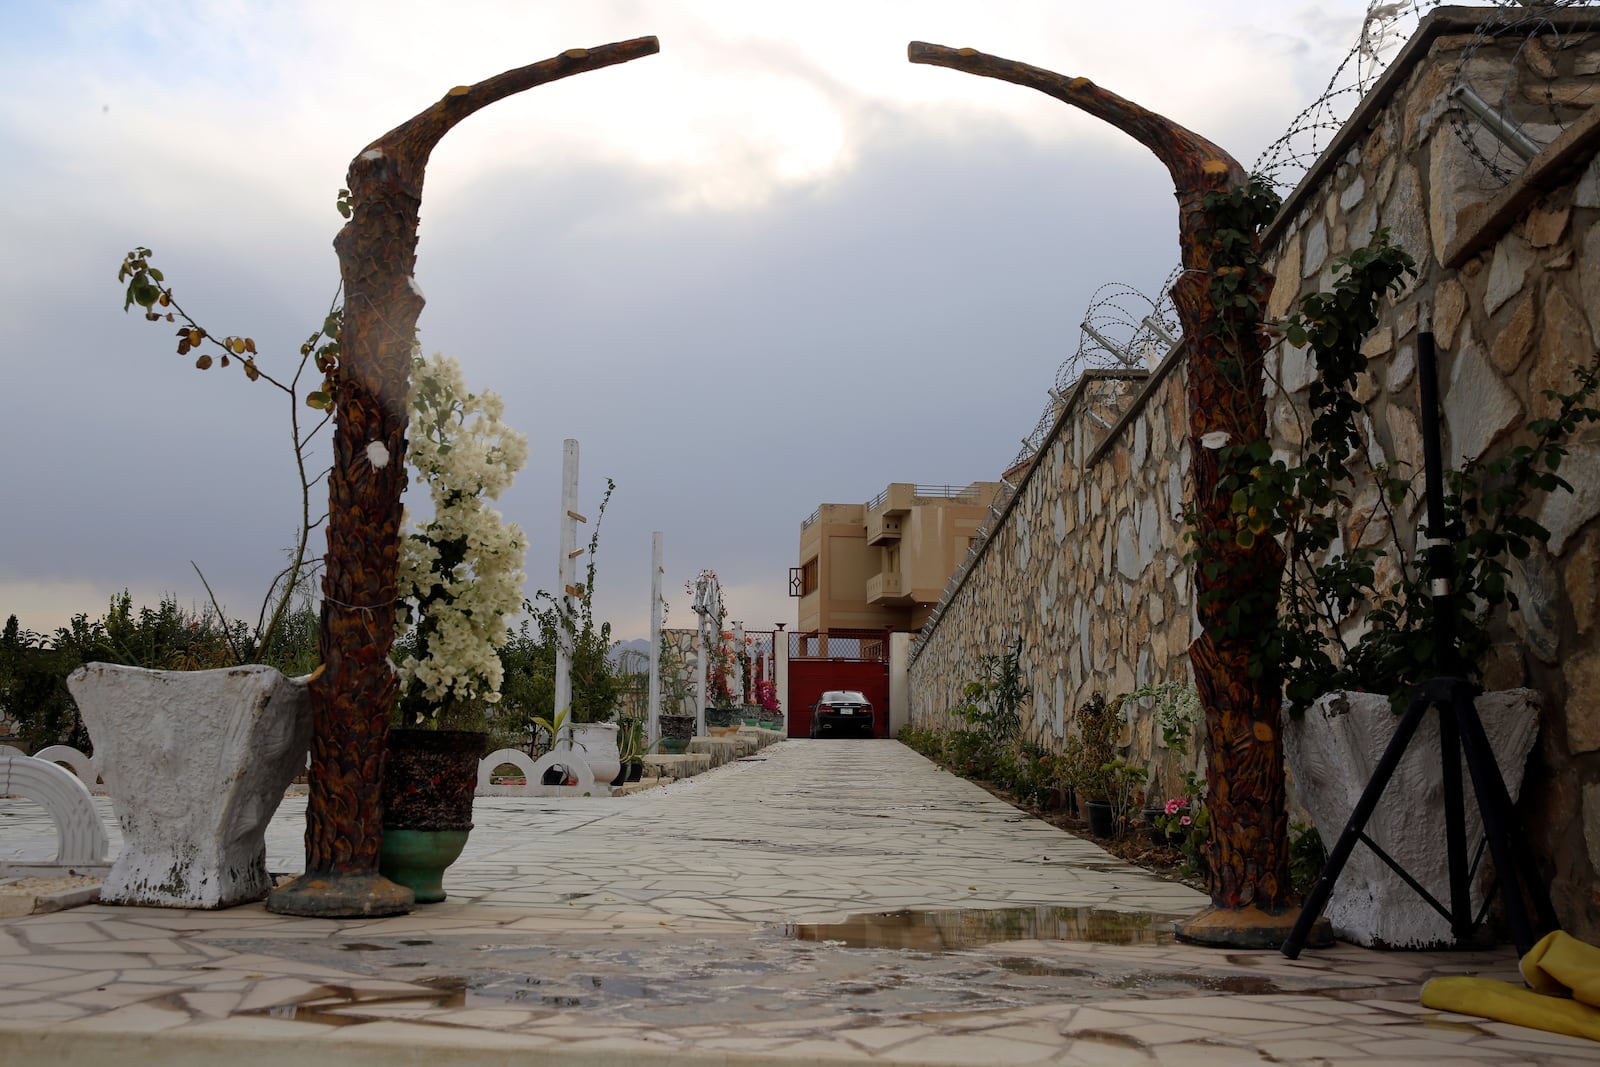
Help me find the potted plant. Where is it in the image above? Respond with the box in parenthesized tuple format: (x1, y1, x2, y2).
(1101, 759, 1148, 840)
(1253, 237, 1600, 946)
(528, 706, 585, 785)
(571, 717, 622, 785)
(1073, 693, 1120, 836)
(1154, 775, 1210, 877)
(64, 251, 334, 909)
(382, 352, 527, 904)
(754, 677, 784, 731)
(705, 705, 742, 730)
(657, 713, 696, 754)
(1053, 735, 1084, 815)
(1127, 680, 1201, 845)
(614, 715, 647, 783)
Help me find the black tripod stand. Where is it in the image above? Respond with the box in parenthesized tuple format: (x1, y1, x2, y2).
(1281, 321, 1560, 960)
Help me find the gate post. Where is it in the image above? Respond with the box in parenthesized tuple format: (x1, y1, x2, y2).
(775, 624, 789, 734)
(889, 632, 912, 737)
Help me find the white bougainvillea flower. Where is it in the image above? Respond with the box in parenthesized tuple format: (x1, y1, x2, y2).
(395, 353, 528, 715)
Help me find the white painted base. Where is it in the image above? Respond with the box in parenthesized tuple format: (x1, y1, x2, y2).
(0, 756, 109, 865)
(571, 723, 621, 785)
(67, 663, 311, 909)
(1284, 689, 1540, 948)
(527, 748, 598, 795)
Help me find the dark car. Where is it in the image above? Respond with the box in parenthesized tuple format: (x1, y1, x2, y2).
(809, 690, 876, 738)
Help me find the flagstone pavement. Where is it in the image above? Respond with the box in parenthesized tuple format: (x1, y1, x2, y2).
(1, 739, 1592, 1066)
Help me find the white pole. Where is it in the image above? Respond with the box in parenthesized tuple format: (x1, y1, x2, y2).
(555, 438, 581, 750)
(648, 531, 663, 747)
(695, 622, 708, 736)
(775, 625, 789, 734)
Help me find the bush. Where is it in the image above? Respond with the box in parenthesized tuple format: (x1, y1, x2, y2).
(0, 593, 321, 753)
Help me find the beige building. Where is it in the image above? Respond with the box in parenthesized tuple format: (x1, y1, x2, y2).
(793, 482, 1002, 633)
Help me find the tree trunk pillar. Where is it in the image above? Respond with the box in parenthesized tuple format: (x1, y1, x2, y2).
(909, 42, 1314, 948)
(267, 37, 659, 918)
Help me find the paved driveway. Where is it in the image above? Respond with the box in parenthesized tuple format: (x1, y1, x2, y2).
(0, 739, 1587, 1066)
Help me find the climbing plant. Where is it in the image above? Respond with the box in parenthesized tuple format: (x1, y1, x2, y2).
(1204, 228, 1600, 710)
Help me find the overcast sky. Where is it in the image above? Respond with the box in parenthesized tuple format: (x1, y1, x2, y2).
(1, 0, 1399, 643)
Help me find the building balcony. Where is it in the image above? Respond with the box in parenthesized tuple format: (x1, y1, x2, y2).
(866, 483, 915, 516)
(866, 572, 910, 604)
(865, 483, 914, 545)
(865, 510, 902, 545)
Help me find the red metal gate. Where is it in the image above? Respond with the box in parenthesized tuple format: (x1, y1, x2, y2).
(786, 630, 891, 739)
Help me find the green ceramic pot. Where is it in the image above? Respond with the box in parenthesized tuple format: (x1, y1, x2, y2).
(379, 828, 470, 903)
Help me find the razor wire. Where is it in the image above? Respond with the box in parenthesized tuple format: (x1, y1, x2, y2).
(1255, 1, 1447, 190)
(1006, 277, 1183, 475)
(1448, 1, 1598, 185)
(923, 0, 1598, 650)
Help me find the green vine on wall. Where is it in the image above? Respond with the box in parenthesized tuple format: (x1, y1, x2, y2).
(1189, 209, 1600, 711)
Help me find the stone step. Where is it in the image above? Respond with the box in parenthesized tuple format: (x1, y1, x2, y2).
(641, 753, 712, 779)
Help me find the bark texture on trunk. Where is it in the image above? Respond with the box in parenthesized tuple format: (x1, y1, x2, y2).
(269, 38, 659, 917)
(908, 41, 1290, 917)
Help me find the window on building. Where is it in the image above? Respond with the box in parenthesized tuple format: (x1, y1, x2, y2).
(790, 559, 818, 597)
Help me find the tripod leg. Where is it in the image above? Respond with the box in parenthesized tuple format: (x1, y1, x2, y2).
(1440, 709, 1474, 941)
(1282, 693, 1434, 959)
(1453, 696, 1559, 956)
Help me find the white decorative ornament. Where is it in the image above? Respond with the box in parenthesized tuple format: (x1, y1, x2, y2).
(66, 664, 312, 908)
(366, 441, 390, 469)
(1200, 431, 1230, 449)
(361, 148, 384, 161)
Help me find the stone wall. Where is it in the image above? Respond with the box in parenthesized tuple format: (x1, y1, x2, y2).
(1259, 14, 1600, 935)
(660, 628, 699, 717)
(908, 367, 1203, 796)
(908, 10, 1600, 935)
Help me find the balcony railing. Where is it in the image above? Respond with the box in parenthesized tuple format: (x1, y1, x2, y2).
(865, 484, 986, 511)
(866, 572, 906, 603)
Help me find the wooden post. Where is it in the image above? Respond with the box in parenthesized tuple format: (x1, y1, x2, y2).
(909, 41, 1295, 948)
(266, 37, 659, 918)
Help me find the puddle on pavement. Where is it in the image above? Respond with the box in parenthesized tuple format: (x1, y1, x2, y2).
(226, 916, 1399, 1030)
(1111, 972, 1281, 994)
(781, 906, 1183, 950)
(247, 984, 464, 1027)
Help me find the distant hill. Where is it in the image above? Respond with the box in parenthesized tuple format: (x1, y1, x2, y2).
(608, 638, 652, 668)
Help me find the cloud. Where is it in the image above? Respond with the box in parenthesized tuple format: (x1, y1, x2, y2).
(1, 0, 1396, 643)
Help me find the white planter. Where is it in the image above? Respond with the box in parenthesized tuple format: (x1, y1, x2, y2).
(67, 662, 312, 908)
(570, 722, 621, 785)
(1283, 688, 1540, 949)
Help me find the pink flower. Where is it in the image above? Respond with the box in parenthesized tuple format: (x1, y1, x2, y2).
(1180, 815, 1192, 826)
(1164, 798, 1183, 816)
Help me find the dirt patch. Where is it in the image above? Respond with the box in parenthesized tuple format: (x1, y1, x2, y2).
(970, 780, 1202, 890)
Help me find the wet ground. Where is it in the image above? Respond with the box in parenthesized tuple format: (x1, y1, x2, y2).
(1, 739, 1592, 1065)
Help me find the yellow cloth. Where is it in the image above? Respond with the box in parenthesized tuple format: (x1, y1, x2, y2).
(1522, 929, 1600, 1005)
(1420, 932, 1600, 1043)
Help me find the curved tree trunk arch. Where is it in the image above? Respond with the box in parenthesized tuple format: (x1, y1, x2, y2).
(908, 42, 1303, 948)
(267, 37, 660, 918)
